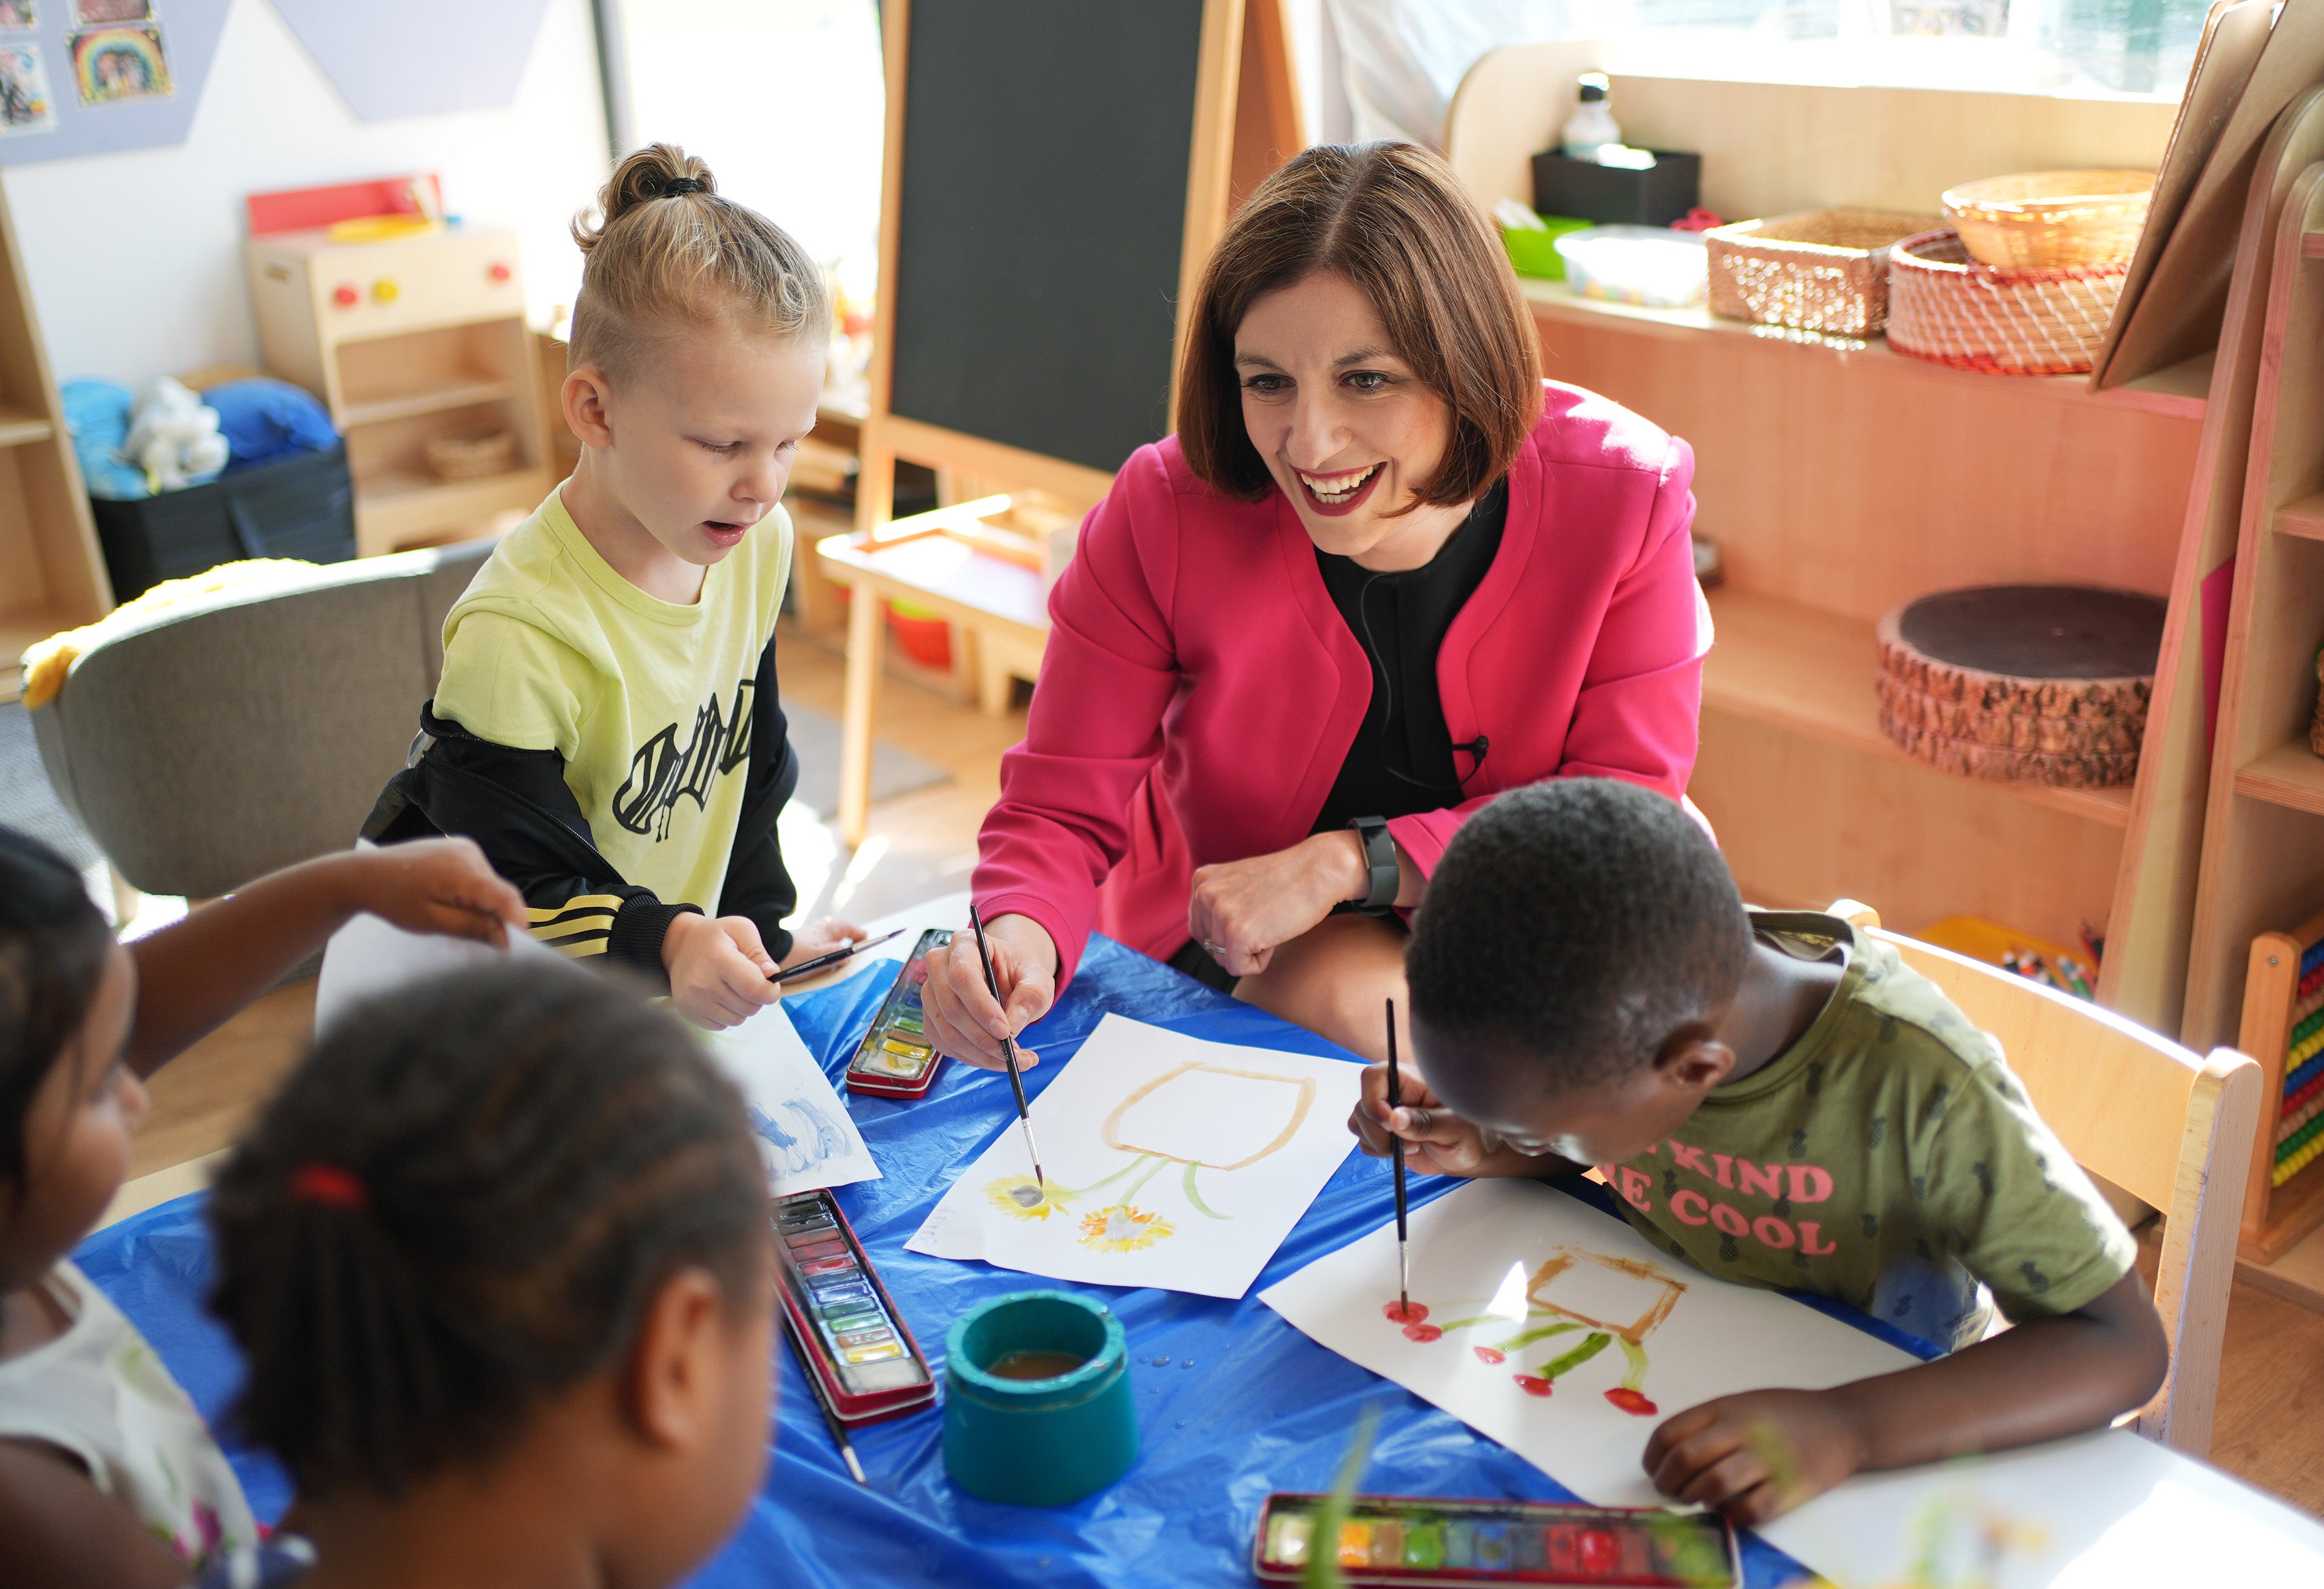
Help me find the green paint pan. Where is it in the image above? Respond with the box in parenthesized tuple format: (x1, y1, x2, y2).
(942, 1289, 1136, 1505)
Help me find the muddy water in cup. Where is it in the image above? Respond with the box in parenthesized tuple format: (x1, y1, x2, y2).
(986, 1348, 1088, 1381)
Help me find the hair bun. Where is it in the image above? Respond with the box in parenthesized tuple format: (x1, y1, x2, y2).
(575, 142, 717, 255)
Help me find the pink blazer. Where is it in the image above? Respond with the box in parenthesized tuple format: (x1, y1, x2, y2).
(974, 381, 1710, 992)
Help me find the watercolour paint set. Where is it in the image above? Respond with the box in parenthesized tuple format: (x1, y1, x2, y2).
(773, 1188, 935, 1424)
(844, 928, 951, 1098)
(1251, 1492, 1737, 1586)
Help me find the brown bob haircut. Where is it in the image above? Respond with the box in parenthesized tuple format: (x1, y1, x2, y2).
(1176, 141, 1543, 507)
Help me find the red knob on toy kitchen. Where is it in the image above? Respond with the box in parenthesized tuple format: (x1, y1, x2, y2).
(488, 261, 512, 283)
(332, 283, 359, 307)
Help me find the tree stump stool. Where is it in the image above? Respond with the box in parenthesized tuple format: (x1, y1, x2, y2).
(1876, 585, 2167, 788)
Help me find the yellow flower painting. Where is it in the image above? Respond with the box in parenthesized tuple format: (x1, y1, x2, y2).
(1078, 1204, 1175, 1252)
(985, 1174, 1077, 1221)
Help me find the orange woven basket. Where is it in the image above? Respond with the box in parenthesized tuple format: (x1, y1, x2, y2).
(1705, 208, 1940, 336)
(1940, 169, 2152, 268)
(1886, 230, 2127, 377)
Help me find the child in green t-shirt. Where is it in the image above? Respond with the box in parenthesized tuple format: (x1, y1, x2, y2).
(366, 143, 857, 1031)
(1349, 778, 2168, 1526)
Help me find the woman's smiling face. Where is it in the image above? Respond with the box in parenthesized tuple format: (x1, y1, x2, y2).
(1234, 269, 1466, 570)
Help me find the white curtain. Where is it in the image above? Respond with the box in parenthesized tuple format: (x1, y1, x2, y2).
(1324, 0, 1579, 149)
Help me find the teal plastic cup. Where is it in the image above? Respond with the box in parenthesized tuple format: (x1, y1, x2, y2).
(942, 1289, 1136, 1505)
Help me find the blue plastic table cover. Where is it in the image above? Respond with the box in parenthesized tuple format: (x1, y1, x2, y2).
(76, 933, 1940, 1588)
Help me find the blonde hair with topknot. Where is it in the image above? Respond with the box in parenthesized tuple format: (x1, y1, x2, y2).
(568, 143, 828, 380)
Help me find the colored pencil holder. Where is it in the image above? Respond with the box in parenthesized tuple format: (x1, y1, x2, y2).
(942, 1290, 1136, 1505)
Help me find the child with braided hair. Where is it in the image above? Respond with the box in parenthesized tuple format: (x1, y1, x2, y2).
(0, 826, 525, 1589)
(205, 958, 776, 1589)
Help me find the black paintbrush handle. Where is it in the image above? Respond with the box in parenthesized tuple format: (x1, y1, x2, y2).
(968, 906, 1036, 1115)
(1387, 999, 1409, 1240)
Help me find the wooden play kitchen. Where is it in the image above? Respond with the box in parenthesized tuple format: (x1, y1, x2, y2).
(244, 178, 551, 560)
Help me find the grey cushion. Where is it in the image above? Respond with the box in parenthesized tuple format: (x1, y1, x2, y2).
(32, 539, 498, 898)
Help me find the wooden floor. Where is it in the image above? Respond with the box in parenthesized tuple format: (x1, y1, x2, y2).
(117, 624, 2324, 1522)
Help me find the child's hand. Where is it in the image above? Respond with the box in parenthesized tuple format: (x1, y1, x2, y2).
(345, 838, 526, 946)
(664, 913, 783, 1030)
(1642, 1389, 1866, 1526)
(1346, 1065, 1550, 1178)
(778, 917, 866, 970)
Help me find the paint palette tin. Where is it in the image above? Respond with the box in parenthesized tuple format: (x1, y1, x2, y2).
(844, 929, 950, 1098)
(1251, 1492, 1737, 1586)
(773, 1189, 935, 1424)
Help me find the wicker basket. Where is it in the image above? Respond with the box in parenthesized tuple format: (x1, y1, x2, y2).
(1886, 230, 2127, 376)
(1705, 209, 1940, 335)
(422, 429, 516, 482)
(1941, 169, 2153, 268)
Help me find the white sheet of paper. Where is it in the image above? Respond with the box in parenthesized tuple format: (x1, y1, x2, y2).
(695, 1003, 880, 1196)
(1261, 1178, 2324, 1588)
(313, 907, 562, 1034)
(317, 904, 878, 1198)
(905, 1013, 1362, 1299)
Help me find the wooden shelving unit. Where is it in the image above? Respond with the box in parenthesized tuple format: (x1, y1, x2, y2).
(1519, 283, 2200, 952)
(2180, 168, 2324, 1060)
(0, 173, 110, 700)
(247, 224, 550, 558)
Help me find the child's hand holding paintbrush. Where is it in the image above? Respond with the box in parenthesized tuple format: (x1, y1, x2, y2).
(1347, 1066, 1578, 1180)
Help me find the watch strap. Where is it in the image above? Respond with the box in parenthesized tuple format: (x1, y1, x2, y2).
(1347, 816, 1398, 914)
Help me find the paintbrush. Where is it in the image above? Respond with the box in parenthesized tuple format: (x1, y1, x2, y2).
(1386, 996, 1410, 1318)
(780, 1296, 867, 1484)
(766, 927, 906, 984)
(967, 903, 1045, 1191)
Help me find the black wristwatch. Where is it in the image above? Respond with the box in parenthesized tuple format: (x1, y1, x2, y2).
(1347, 815, 1398, 916)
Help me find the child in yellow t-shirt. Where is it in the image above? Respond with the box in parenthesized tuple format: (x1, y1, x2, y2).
(1350, 779, 2169, 1527)
(367, 144, 855, 1030)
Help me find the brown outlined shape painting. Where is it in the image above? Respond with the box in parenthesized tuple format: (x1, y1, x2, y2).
(1100, 1061, 1317, 1170)
(1526, 1247, 1686, 1345)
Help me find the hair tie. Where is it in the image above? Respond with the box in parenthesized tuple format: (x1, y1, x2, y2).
(290, 1163, 369, 1213)
(660, 177, 705, 197)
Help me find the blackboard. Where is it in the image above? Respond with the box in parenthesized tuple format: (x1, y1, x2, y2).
(886, 1, 1208, 477)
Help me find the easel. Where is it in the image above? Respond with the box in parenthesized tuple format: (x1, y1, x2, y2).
(833, 0, 1301, 845)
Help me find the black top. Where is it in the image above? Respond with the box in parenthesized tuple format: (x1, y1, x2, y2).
(1310, 480, 1508, 835)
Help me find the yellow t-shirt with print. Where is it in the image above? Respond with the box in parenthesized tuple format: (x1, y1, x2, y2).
(432, 486, 793, 919)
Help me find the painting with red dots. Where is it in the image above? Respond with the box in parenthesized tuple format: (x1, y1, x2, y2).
(1259, 1178, 1917, 1554)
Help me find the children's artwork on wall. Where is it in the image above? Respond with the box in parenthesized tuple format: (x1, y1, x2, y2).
(68, 20, 165, 103)
(906, 1014, 1362, 1298)
(0, 42, 53, 131)
(696, 1003, 879, 1197)
(0, 0, 219, 161)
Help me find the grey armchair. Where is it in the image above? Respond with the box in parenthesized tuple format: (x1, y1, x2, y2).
(31, 540, 497, 898)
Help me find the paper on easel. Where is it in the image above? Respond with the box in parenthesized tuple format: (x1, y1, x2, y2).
(906, 1013, 1362, 1299)
(695, 1004, 880, 1196)
(1261, 1178, 2324, 1587)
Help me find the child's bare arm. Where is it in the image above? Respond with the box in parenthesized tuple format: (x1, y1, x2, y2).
(1643, 1271, 2169, 1524)
(0, 1438, 191, 1589)
(125, 840, 525, 1075)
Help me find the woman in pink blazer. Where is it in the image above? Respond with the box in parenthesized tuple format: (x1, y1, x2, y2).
(923, 143, 1710, 1069)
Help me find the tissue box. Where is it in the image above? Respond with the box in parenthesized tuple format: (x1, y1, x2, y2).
(1532, 151, 1702, 227)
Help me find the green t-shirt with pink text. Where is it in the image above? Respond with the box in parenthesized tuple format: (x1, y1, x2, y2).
(1595, 913, 2136, 1351)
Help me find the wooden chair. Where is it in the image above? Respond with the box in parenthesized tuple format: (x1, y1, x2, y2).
(1829, 901, 2263, 1458)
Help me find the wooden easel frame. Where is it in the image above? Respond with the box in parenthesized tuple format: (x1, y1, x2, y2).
(854, 0, 1301, 536)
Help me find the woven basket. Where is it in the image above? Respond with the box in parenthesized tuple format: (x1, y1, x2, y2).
(423, 429, 516, 482)
(1886, 230, 2127, 376)
(1941, 169, 2152, 268)
(1706, 209, 1940, 335)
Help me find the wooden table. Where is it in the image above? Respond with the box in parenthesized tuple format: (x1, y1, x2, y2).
(816, 524, 1047, 845)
